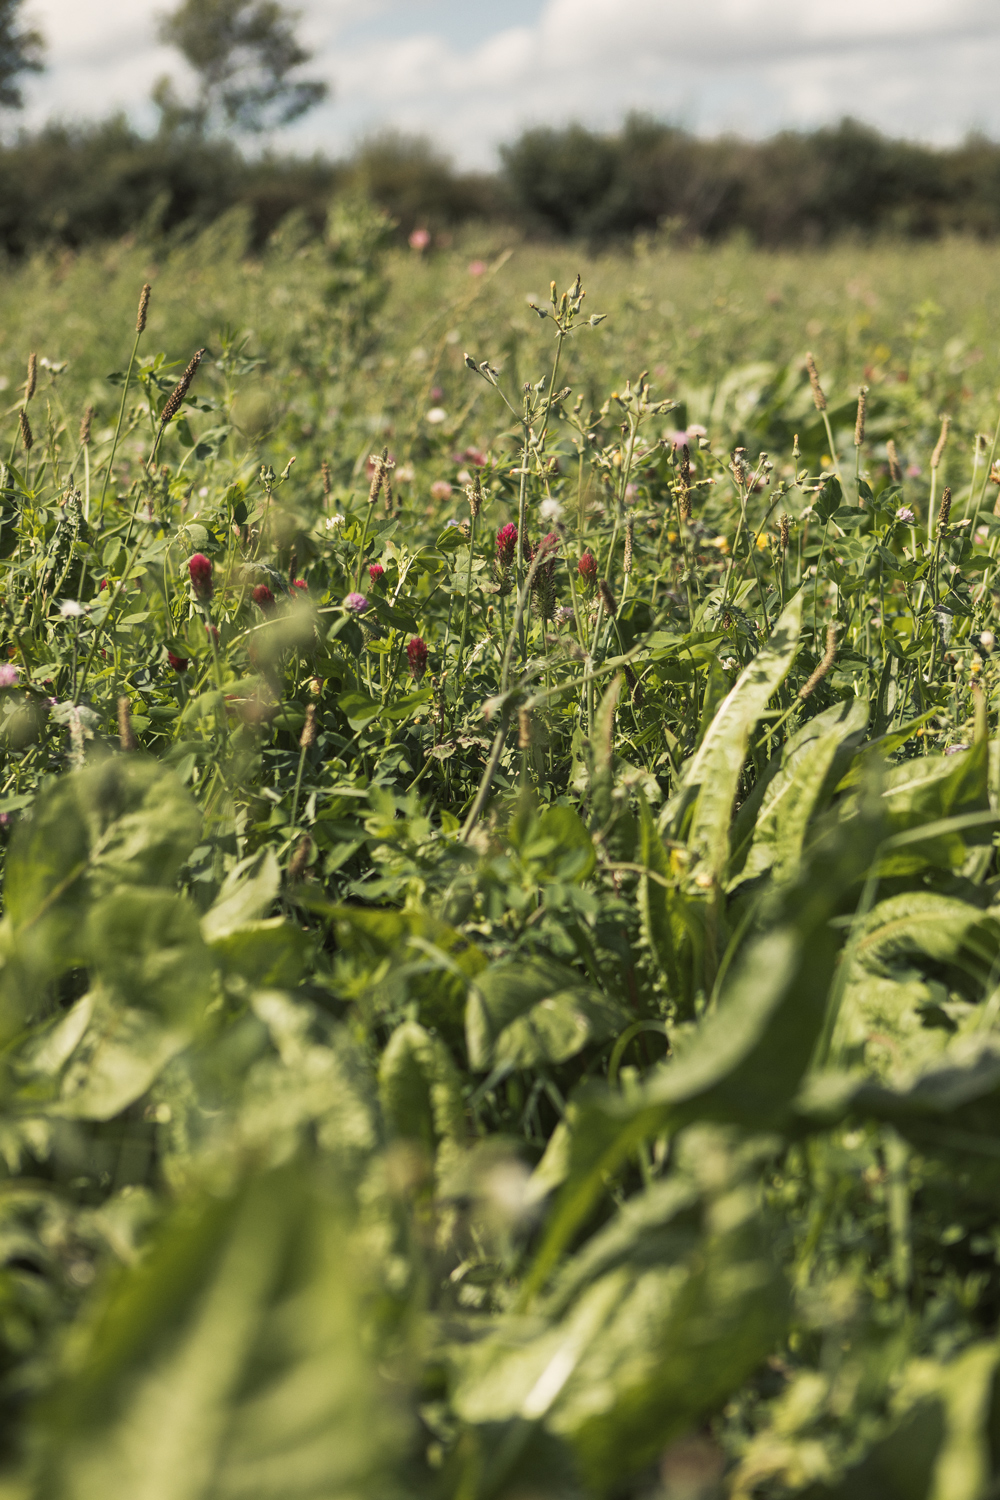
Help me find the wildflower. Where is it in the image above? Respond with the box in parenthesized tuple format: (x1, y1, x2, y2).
(368, 563, 385, 586)
(395, 464, 415, 483)
(578, 551, 598, 586)
(468, 260, 487, 277)
(464, 446, 487, 467)
(430, 480, 453, 501)
(252, 584, 276, 613)
(540, 497, 564, 523)
(0, 663, 18, 688)
(292, 578, 308, 591)
(426, 408, 447, 425)
(896, 506, 916, 524)
(556, 605, 575, 625)
(167, 651, 189, 673)
(326, 513, 345, 529)
(496, 523, 518, 567)
(975, 525, 989, 545)
(907, 463, 922, 478)
(188, 552, 213, 601)
(946, 744, 969, 755)
(344, 592, 368, 613)
(59, 600, 84, 617)
(711, 535, 730, 554)
(407, 636, 428, 679)
(409, 227, 431, 252)
(979, 630, 995, 652)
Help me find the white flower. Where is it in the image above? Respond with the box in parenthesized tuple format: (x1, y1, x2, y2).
(426, 407, 447, 425)
(198, 486, 209, 498)
(539, 498, 564, 523)
(325, 514, 345, 529)
(59, 600, 84, 617)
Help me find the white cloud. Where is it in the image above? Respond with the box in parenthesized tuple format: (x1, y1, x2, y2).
(13, 0, 1000, 165)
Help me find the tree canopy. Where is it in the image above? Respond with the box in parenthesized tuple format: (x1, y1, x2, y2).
(0, 0, 43, 111)
(154, 0, 328, 134)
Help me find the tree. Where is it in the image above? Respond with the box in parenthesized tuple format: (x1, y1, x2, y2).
(154, 0, 327, 136)
(0, 0, 43, 111)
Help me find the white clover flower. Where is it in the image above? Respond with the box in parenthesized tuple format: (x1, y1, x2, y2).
(896, 506, 916, 524)
(59, 600, 84, 617)
(539, 497, 564, 523)
(426, 407, 447, 425)
(325, 514, 345, 530)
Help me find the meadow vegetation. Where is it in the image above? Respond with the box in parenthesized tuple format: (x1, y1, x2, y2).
(0, 217, 999, 1497)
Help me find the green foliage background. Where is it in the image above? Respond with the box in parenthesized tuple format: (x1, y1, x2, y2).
(0, 215, 998, 1497)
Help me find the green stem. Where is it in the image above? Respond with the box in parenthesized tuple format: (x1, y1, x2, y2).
(98, 325, 144, 525)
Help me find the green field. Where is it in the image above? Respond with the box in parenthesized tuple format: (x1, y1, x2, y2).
(2, 219, 1000, 1498)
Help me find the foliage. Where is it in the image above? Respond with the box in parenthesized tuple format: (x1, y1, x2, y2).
(4, 112, 1000, 257)
(0, 0, 42, 112)
(0, 227, 1000, 1497)
(154, 0, 328, 135)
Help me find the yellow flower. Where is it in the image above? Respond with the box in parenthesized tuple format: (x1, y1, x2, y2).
(711, 535, 730, 554)
(667, 530, 678, 543)
(755, 531, 771, 550)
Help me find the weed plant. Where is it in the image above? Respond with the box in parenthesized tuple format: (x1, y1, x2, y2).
(0, 218, 999, 1496)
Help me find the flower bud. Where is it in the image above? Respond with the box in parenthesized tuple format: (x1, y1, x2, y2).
(188, 552, 213, 601)
(578, 551, 598, 586)
(407, 636, 428, 679)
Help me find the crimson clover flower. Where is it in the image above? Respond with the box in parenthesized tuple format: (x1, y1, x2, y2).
(188, 552, 213, 601)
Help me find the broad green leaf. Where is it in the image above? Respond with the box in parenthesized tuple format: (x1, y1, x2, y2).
(736, 696, 868, 885)
(860, 741, 991, 874)
(86, 890, 214, 1024)
(453, 1131, 786, 1494)
(56, 997, 190, 1121)
(5, 758, 201, 934)
(378, 1020, 465, 1152)
(804, 1342, 999, 1500)
(200, 851, 280, 943)
(525, 808, 880, 1295)
(663, 592, 803, 878)
(337, 691, 381, 730)
(34, 1165, 410, 1500)
(494, 989, 630, 1069)
(208, 919, 309, 988)
(467, 955, 618, 1071)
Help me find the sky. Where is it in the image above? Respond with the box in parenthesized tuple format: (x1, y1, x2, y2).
(18, 0, 1000, 167)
